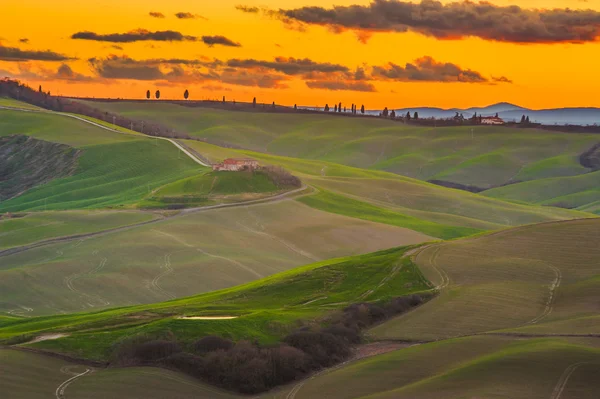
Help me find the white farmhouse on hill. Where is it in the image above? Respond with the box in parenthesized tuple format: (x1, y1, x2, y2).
(212, 158, 258, 171)
(481, 116, 505, 125)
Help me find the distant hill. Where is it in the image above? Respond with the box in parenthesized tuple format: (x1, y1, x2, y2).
(393, 102, 600, 125)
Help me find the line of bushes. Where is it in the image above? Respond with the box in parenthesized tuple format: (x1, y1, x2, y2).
(111, 294, 429, 394)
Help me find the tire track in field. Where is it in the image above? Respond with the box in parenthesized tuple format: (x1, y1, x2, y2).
(152, 229, 263, 285)
(359, 262, 402, 300)
(550, 362, 589, 399)
(238, 207, 319, 262)
(63, 257, 110, 307)
(417, 246, 450, 290)
(55, 368, 92, 399)
(150, 254, 176, 300)
(525, 265, 562, 325)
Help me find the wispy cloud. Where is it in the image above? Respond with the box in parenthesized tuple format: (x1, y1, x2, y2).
(0, 44, 75, 62)
(71, 29, 197, 43)
(149, 11, 165, 18)
(372, 57, 491, 83)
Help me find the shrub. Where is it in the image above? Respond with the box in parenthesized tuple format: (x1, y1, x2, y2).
(194, 335, 234, 354)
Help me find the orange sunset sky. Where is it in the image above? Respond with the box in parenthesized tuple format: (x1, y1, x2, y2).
(2, 0, 600, 109)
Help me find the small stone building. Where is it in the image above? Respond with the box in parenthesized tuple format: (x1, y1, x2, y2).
(212, 158, 259, 171)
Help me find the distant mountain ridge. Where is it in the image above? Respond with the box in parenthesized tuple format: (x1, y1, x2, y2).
(390, 102, 600, 125)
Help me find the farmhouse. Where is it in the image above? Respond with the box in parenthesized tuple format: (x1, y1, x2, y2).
(481, 116, 505, 125)
(212, 158, 259, 171)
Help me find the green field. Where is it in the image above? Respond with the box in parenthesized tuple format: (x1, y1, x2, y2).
(184, 140, 592, 231)
(141, 170, 294, 208)
(0, 200, 431, 316)
(78, 101, 600, 188)
(0, 246, 430, 360)
(0, 210, 157, 250)
(485, 170, 600, 214)
(264, 336, 600, 399)
(371, 218, 600, 341)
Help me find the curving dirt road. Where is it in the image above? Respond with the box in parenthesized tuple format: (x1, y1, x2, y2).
(55, 367, 92, 399)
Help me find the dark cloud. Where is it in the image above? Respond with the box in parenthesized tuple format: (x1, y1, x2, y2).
(175, 12, 203, 19)
(274, 0, 600, 44)
(372, 57, 489, 83)
(149, 11, 165, 18)
(87, 55, 220, 83)
(110, 45, 124, 50)
(492, 76, 513, 84)
(71, 29, 197, 43)
(201, 35, 241, 47)
(219, 69, 289, 88)
(306, 80, 376, 92)
(0, 45, 75, 62)
(54, 64, 94, 82)
(0, 63, 93, 82)
(19, 38, 29, 44)
(227, 57, 348, 75)
(235, 5, 260, 13)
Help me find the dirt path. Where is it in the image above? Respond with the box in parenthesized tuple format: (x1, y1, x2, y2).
(63, 257, 110, 307)
(55, 367, 92, 399)
(0, 185, 309, 259)
(150, 253, 175, 300)
(526, 265, 562, 325)
(152, 228, 264, 279)
(550, 362, 588, 399)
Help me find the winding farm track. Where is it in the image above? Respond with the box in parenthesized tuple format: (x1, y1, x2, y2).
(55, 367, 92, 399)
(550, 362, 590, 399)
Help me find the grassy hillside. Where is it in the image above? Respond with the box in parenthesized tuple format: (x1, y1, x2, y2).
(0, 246, 430, 360)
(0, 140, 203, 212)
(0, 109, 137, 147)
(78, 101, 600, 189)
(0, 349, 239, 399)
(371, 218, 600, 341)
(485, 170, 600, 214)
(265, 336, 600, 399)
(0, 210, 157, 250)
(0, 200, 431, 316)
(184, 141, 593, 232)
(141, 170, 295, 208)
(0, 135, 80, 201)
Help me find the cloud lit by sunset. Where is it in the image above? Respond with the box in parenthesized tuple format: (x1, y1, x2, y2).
(3, 0, 600, 108)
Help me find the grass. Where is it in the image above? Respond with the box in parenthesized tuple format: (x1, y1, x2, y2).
(0, 210, 157, 250)
(298, 189, 481, 239)
(140, 170, 289, 209)
(485, 170, 600, 214)
(78, 101, 600, 189)
(0, 200, 431, 316)
(0, 96, 43, 110)
(0, 108, 137, 147)
(0, 349, 91, 399)
(371, 218, 600, 341)
(182, 140, 593, 232)
(0, 246, 431, 360)
(0, 349, 239, 399)
(266, 336, 600, 399)
(0, 140, 204, 212)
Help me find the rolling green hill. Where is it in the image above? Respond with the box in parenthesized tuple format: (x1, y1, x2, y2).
(0, 108, 205, 212)
(0, 200, 431, 316)
(0, 246, 430, 359)
(264, 336, 600, 399)
(485, 170, 600, 214)
(77, 101, 599, 189)
(371, 218, 600, 341)
(0, 210, 157, 250)
(141, 170, 297, 208)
